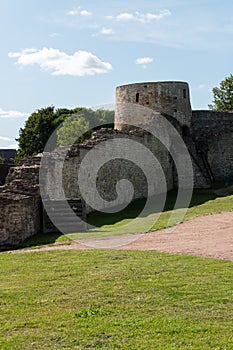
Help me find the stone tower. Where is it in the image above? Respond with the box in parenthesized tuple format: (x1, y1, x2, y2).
(115, 81, 192, 131)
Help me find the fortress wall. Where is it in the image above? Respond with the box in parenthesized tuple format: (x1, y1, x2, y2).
(41, 149, 82, 201)
(4, 82, 233, 247)
(82, 132, 173, 211)
(0, 156, 41, 246)
(115, 81, 192, 131)
(191, 111, 233, 181)
(43, 129, 173, 213)
(0, 193, 41, 246)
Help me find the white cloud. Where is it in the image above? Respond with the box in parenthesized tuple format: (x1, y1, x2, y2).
(0, 137, 18, 150)
(116, 10, 171, 23)
(8, 48, 113, 76)
(8, 143, 18, 149)
(79, 10, 92, 17)
(92, 27, 115, 37)
(101, 27, 114, 35)
(23, 48, 38, 54)
(0, 142, 18, 149)
(136, 57, 154, 67)
(67, 10, 79, 16)
(0, 108, 29, 119)
(116, 13, 135, 21)
(67, 8, 92, 17)
(196, 83, 214, 92)
(0, 136, 13, 142)
(49, 32, 62, 38)
(198, 84, 206, 89)
(141, 10, 171, 23)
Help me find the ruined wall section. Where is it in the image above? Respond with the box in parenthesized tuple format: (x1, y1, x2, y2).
(115, 81, 192, 131)
(4, 155, 41, 194)
(0, 155, 41, 246)
(191, 111, 233, 181)
(43, 129, 174, 213)
(0, 193, 41, 246)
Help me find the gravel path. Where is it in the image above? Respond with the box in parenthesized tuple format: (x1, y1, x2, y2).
(6, 212, 233, 262)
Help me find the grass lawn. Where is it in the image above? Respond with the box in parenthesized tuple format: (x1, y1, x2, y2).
(88, 189, 233, 233)
(0, 250, 233, 349)
(18, 188, 233, 247)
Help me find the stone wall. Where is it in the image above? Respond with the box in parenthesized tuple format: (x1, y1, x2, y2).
(0, 193, 41, 246)
(0, 155, 41, 246)
(182, 133, 211, 188)
(42, 128, 174, 213)
(191, 111, 233, 181)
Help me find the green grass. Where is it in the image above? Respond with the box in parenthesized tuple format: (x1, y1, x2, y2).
(75, 189, 233, 239)
(16, 187, 233, 248)
(0, 250, 232, 349)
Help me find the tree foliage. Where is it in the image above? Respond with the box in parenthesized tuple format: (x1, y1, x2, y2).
(56, 108, 114, 146)
(209, 74, 233, 110)
(15, 106, 114, 162)
(57, 115, 91, 146)
(15, 107, 68, 162)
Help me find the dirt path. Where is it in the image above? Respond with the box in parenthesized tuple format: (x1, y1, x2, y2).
(5, 212, 233, 262)
(119, 212, 233, 261)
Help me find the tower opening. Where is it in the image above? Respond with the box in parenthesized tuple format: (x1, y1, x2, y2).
(136, 93, 139, 103)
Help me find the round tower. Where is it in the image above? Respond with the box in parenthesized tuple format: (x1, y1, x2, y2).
(115, 81, 192, 131)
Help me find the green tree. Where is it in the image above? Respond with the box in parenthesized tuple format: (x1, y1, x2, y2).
(209, 74, 233, 110)
(0, 155, 3, 165)
(56, 108, 114, 146)
(57, 115, 92, 146)
(15, 106, 115, 162)
(15, 107, 67, 162)
(93, 109, 114, 127)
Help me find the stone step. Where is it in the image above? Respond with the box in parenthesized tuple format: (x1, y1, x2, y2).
(44, 203, 83, 210)
(42, 199, 87, 233)
(49, 216, 83, 224)
(45, 208, 83, 214)
(53, 222, 87, 233)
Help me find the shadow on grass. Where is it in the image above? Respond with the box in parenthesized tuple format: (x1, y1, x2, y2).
(10, 186, 224, 250)
(87, 188, 218, 227)
(0, 232, 69, 252)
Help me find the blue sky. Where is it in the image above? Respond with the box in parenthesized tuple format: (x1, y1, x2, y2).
(0, 0, 232, 148)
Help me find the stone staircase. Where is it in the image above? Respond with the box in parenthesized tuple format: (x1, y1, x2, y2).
(43, 199, 87, 234)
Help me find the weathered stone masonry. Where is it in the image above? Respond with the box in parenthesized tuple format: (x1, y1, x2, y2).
(115, 81, 192, 129)
(0, 156, 41, 246)
(191, 110, 233, 182)
(41, 128, 174, 210)
(0, 81, 233, 246)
